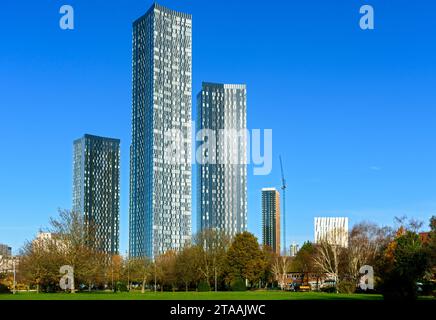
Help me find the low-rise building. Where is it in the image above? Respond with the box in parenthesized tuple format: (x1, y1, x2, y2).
(0, 244, 12, 257)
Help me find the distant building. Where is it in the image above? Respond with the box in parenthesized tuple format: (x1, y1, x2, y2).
(314, 217, 349, 247)
(32, 232, 62, 250)
(262, 188, 280, 254)
(197, 82, 248, 237)
(34, 232, 55, 242)
(0, 255, 16, 273)
(289, 243, 300, 257)
(0, 244, 12, 257)
(73, 134, 120, 255)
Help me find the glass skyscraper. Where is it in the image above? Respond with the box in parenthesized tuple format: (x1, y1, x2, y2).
(262, 188, 281, 254)
(72, 134, 120, 255)
(197, 82, 247, 237)
(130, 4, 192, 258)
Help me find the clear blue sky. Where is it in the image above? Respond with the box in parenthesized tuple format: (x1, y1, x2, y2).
(1, 0, 435, 255)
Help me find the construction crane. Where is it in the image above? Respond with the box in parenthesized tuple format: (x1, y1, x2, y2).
(279, 156, 287, 256)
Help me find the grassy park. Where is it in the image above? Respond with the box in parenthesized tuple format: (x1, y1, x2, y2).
(0, 291, 385, 300)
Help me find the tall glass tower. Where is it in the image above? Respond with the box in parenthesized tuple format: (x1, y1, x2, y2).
(197, 82, 247, 237)
(130, 4, 192, 258)
(72, 134, 120, 255)
(262, 188, 280, 254)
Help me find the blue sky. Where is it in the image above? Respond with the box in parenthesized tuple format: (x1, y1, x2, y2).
(1, 0, 435, 255)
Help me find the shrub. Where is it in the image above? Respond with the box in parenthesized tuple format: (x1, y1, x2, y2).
(320, 285, 337, 293)
(0, 284, 11, 294)
(338, 280, 356, 294)
(197, 280, 211, 292)
(230, 278, 247, 291)
(116, 282, 128, 292)
(379, 275, 418, 301)
(419, 281, 435, 296)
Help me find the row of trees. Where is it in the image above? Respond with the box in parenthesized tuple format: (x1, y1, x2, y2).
(15, 210, 275, 292)
(9, 209, 436, 299)
(292, 216, 436, 299)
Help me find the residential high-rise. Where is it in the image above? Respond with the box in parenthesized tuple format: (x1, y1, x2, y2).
(73, 134, 120, 255)
(261, 188, 280, 254)
(0, 244, 12, 257)
(130, 4, 192, 258)
(314, 217, 349, 247)
(197, 82, 247, 237)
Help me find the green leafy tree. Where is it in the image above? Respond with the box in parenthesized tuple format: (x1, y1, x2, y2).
(225, 232, 266, 287)
(291, 241, 316, 284)
(377, 229, 430, 300)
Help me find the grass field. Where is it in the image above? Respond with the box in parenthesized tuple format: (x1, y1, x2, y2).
(0, 291, 386, 300)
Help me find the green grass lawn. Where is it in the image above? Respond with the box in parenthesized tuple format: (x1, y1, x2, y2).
(0, 291, 385, 300)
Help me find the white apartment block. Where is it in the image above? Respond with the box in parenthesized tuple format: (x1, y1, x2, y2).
(314, 217, 349, 247)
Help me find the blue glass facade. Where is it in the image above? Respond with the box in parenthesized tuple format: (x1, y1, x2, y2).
(72, 134, 120, 255)
(197, 83, 248, 237)
(130, 4, 192, 258)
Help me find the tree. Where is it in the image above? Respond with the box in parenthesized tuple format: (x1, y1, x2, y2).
(194, 229, 230, 291)
(260, 245, 276, 288)
(19, 209, 108, 292)
(107, 255, 123, 291)
(343, 222, 391, 286)
(377, 229, 429, 300)
(18, 238, 63, 292)
(80, 250, 107, 291)
(128, 257, 152, 293)
(271, 255, 291, 290)
(155, 250, 177, 292)
(291, 241, 316, 285)
(48, 209, 106, 291)
(175, 245, 201, 291)
(428, 216, 436, 273)
(313, 228, 347, 292)
(225, 232, 266, 287)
